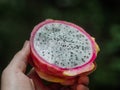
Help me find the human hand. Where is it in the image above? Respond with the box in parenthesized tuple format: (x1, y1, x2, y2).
(1, 41, 89, 90)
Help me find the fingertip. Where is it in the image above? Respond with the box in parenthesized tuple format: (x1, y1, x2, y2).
(23, 40, 29, 48)
(22, 40, 30, 53)
(78, 76, 89, 86)
(15, 40, 30, 64)
(18, 40, 30, 60)
(76, 85, 89, 90)
(8, 40, 30, 72)
(28, 69, 50, 90)
(16, 40, 30, 59)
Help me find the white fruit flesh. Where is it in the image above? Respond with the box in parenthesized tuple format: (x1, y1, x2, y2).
(33, 22, 93, 69)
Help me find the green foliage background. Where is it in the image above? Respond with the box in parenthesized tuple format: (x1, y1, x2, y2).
(0, 0, 120, 90)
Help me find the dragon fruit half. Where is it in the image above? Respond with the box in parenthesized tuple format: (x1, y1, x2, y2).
(30, 19, 100, 85)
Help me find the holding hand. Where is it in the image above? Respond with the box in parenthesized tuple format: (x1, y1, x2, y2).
(1, 41, 89, 90)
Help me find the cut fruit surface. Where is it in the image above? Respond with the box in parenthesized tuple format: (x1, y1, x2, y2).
(30, 19, 99, 84)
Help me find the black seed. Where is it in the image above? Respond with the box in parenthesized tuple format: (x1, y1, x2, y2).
(65, 54, 67, 56)
(52, 27, 55, 32)
(64, 27, 66, 30)
(74, 63, 78, 66)
(71, 62, 74, 64)
(82, 35, 84, 37)
(45, 26, 49, 31)
(69, 59, 71, 61)
(48, 52, 50, 54)
(88, 53, 91, 55)
(44, 42, 46, 44)
(86, 47, 90, 50)
(57, 38, 60, 41)
(55, 61, 59, 64)
(59, 24, 62, 27)
(68, 48, 70, 50)
(85, 39, 88, 41)
(76, 35, 79, 38)
(82, 46, 84, 50)
(70, 54, 73, 57)
(70, 52, 73, 54)
(48, 34, 50, 37)
(66, 45, 69, 47)
(63, 39, 66, 42)
(40, 42, 42, 44)
(54, 38, 56, 40)
(70, 40, 74, 43)
(44, 33, 47, 35)
(73, 35, 75, 37)
(76, 45, 80, 49)
(39, 33, 41, 37)
(65, 25, 68, 28)
(75, 50, 77, 53)
(42, 51, 45, 56)
(60, 47, 62, 51)
(56, 28, 60, 32)
(71, 46, 74, 48)
(62, 59, 65, 61)
(58, 42, 61, 44)
(36, 38, 40, 41)
(81, 58, 85, 62)
(86, 56, 89, 58)
(56, 51, 58, 53)
(69, 31, 72, 33)
(82, 43, 84, 45)
(61, 63, 65, 66)
(86, 42, 88, 45)
(63, 44, 67, 47)
(75, 56, 78, 61)
(63, 49, 66, 51)
(69, 43, 71, 46)
(76, 34, 82, 38)
(42, 40, 45, 42)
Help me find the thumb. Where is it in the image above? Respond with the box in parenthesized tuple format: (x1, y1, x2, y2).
(8, 41, 30, 72)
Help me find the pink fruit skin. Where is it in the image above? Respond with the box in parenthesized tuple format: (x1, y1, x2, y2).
(30, 19, 98, 78)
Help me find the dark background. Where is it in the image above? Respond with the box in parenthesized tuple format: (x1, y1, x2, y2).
(0, 0, 120, 90)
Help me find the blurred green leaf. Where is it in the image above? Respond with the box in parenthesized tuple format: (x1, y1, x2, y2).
(0, 0, 120, 90)
(110, 25, 120, 40)
(109, 58, 120, 71)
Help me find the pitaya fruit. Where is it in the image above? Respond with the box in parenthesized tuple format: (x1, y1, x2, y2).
(30, 19, 100, 85)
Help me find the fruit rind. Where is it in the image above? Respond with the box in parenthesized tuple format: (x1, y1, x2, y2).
(30, 19, 100, 84)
